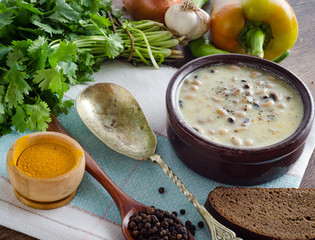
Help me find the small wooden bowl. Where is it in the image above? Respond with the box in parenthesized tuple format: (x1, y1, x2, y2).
(7, 132, 85, 209)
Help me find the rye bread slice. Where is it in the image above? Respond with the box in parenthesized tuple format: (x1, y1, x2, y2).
(205, 187, 315, 240)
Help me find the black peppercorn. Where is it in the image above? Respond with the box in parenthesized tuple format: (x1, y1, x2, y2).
(270, 93, 277, 101)
(129, 221, 137, 229)
(132, 230, 139, 237)
(141, 228, 147, 235)
(151, 215, 158, 222)
(179, 100, 183, 108)
(149, 226, 158, 234)
(138, 223, 144, 229)
(185, 220, 196, 236)
(147, 207, 155, 215)
(158, 187, 165, 194)
(167, 218, 174, 225)
(135, 215, 142, 223)
(179, 209, 186, 215)
(145, 222, 151, 229)
(185, 220, 192, 226)
(227, 117, 234, 123)
(198, 221, 204, 228)
(253, 102, 260, 109)
(161, 221, 168, 229)
(177, 226, 187, 234)
(160, 229, 167, 237)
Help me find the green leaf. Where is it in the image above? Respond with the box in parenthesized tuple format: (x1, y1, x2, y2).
(99, 0, 113, 10)
(33, 66, 68, 96)
(15, 26, 45, 37)
(31, 15, 64, 36)
(0, 85, 9, 125)
(5, 83, 24, 108)
(105, 33, 124, 58)
(0, 85, 5, 114)
(17, 1, 44, 15)
(49, 41, 77, 67)
(52, 99, 73, 116)
(0, 44, 12, 62)
(77, 51, 95, 74)
(28, 36, 51, 69)
(5, 62, 30, 89)
(12, 106, 28, 132)
(0, 123, 12, 136)
(28, 37, 47, 54)
(6, 40, 31, 67)
(0, 3, 14, 29)
(4, 62, 30, 108)
(12, 39, 32, 50)
(49, 0, 81, 23)
(90, 13, 112, 29)
(69, 1, 83, 13)
(0, 115, 8, 125)
(25, 100, 51, 131)
(6, 49, 25, 68)
(59, 60, 77, 84)
(76, 72, 94, 83)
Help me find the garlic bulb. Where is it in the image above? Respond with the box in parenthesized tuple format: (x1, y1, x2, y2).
(165, 0, 210, 40)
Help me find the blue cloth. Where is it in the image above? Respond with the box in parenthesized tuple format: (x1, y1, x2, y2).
(0, 106, 301, 239)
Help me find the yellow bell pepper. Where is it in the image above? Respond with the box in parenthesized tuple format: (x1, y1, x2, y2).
(210, 0, 298, 60)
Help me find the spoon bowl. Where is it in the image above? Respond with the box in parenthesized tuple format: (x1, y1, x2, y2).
(76, 83, 156, 160)
(76, 83, 242, 240)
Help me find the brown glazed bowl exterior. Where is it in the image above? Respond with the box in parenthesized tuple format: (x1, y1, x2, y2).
(166, 54, 314, 185)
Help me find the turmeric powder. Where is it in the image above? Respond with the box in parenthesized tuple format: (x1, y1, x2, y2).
(17, 142, 76, 178)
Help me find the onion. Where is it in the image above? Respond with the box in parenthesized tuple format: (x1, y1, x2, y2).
(165, 0, 210, 40)
(123, 0, 183, 23)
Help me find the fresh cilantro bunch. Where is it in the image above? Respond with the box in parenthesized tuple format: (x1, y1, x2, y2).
(0, 0, 123, 135)
(0, 0, 182, 136)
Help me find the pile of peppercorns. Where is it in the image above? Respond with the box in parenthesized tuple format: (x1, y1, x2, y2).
(128, 207, 189, 240)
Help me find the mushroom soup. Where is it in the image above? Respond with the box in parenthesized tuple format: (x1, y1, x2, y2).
(178, 64, 303, 148)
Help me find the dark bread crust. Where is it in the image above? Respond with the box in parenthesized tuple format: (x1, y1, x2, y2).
(205, 186, 315, 240)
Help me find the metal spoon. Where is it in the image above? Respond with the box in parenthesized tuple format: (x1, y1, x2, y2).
(47, 115, 194, 240)
(76, 83, 242, 240)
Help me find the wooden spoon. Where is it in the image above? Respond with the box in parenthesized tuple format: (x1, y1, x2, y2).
(47, 115, 194, 240)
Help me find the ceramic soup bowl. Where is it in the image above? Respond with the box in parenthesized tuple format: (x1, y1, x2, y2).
(166, 54, 314, 185)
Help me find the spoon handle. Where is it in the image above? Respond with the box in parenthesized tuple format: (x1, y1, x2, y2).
(47, 115, 145, 217)
(150, 154, 242, 240)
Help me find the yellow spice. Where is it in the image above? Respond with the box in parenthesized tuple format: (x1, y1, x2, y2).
(17, 142, 76, 178)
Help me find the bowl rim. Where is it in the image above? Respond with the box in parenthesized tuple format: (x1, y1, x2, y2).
(7, 131, 85, 181)
(166, 54, 314, 156)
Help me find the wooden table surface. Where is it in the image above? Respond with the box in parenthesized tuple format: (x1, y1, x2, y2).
(1, 0, 314, 239)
